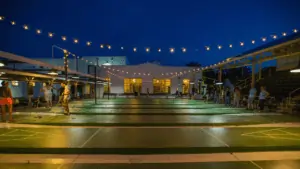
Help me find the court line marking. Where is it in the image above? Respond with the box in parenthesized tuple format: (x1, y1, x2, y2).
(241, 128, 287, 136)
(80, 128, 102, 148)
(251, 161, 264, 169)
(200, 128, 229, 147)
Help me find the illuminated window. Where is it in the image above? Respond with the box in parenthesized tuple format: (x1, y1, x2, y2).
(104, 78, 110, 93)
(153, 79, 171, 94)
(124, 78, 142, 93)
(182, 79, 190, 94)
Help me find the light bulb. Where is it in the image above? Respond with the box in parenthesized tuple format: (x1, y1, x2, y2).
(0, 16, 4, 20)
(252, 40, 255, 44)
(86, 41, 91, 46)
(48, 32, 53, 38)
(273, 35, 277, 39)
(36, 29, 41, 34)
(62, 36, 67, 41)
(146, 48, 150, 52)
(206, 46, 210, 51)
(240, 42, 244, 46)
(121, 47, 124, 50)
(282, 32, 287, 36)
(262, 37, 266, 42)
(133, 47, 137, 52)
(23, 25, 29, 30)
(218, 45, 222, 50)
(294, 29, 298, 33)
(158, 48, 161, 52)
(182, 48, 186, 52)
(107, 45, 111, 49)
(74, 39, 78, 44)
(170, 48, 175, 53)
(11, 21, 16, 25)
(229, 44, 233, 48)
(100, 44, 104, 48)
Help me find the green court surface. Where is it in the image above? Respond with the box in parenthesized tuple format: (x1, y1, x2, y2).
(0, 127, 300, 154)
(11, 99, 300, 126)
(1, 160, 300, 169)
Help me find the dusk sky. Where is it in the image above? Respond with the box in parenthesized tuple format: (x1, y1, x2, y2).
(1, 0, 300, 66)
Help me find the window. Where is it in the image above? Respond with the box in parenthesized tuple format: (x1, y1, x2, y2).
(153, 79, 171, 94)
(104, 78, 110, 93)
(182, 79, 190, 94)
(124, 78, 142, 93)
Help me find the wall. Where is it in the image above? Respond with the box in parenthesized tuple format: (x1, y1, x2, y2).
(99, 63, 202, 94)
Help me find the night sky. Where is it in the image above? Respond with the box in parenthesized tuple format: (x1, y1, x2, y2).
(1, 0, 300, 66)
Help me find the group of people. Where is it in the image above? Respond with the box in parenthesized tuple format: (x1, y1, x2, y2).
(0, 81, 71, 122)
(207, 84, 270, 112)
(40, 82, 70, 115)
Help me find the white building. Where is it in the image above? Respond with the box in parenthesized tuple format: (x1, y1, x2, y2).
(3, 55, 202, 98)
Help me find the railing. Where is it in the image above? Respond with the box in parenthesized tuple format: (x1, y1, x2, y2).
(289, 87, 300, 104)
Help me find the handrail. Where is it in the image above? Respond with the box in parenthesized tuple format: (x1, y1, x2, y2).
(289, 87, 300, 104)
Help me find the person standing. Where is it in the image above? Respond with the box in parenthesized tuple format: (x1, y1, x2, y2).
(258, 86, 269, 112)
(233, 87, 241, 107)
(247, 86, 257, 110)
(225, 87, 231, 106)
(61, 82, 70, 115)
(41, 82, 53, 108)
(0, 81, 13, 122)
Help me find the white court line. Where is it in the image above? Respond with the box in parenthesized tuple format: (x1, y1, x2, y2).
(200, 128, 229, 147)
(241, 127, 287, 136)
(250, 161, 264, 169)
(79, 128, 102, 148)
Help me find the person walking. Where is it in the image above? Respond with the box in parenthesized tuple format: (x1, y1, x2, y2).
(0, 81, 13, 122)
(258, 86, 269, 112)
(61, 82, 70, 115)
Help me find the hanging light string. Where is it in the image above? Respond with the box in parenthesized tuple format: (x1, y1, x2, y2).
(1, 15, 298, 54)
(1, 15, 299, 76)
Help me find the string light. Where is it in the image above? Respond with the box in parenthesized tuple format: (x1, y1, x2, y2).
(206, 46, 210, 51)
(240, 42, 244, 46)
(86, 41, 91, 46)
(158, 48, 161, 52)
(294, 29, 298, 33)
(100, 44, 104, 48)
(252, 40, 255, 44)
(107, 45, 111, 49)
(218, 45, 222, 50)
(272, 35, 277, 39)
(146, 48, 150, 52)
(62, 36, 67, 41)
(121, 47, 124, 50)
(36, 29, 41, 34)
(74, 39, 78, 44)
(182, 48, 186, 52)
(229, 44, 233, 48)
(133, 47, 137, 52)
(0, 16, 4, 20)
(170, 48, 175, 53)
(262, 37, 266, 42)
(23, 25, 29, 30)
(11, 21, 16, 25)
(48, 32, 53, 38)
(282, 32, 287, 36)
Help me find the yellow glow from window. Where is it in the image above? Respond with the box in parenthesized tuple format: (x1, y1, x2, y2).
(124, 78, 142, 93)
(153, 79, 171, 94)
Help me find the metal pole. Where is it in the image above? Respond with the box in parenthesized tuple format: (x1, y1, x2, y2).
(94, 58, 99, 104)
(108, 77, 110, 100)
(64, 51, 68, 82)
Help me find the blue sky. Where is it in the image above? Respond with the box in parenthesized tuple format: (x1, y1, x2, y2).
(0, 0, 299, 66)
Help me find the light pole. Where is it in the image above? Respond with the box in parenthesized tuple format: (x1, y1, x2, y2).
(63, 50, 69, 82)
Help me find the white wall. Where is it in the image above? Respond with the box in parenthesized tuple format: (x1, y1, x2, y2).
(99, 63, 202, 94)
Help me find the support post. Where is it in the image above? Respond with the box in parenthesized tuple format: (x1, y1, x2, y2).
(94, 58, 99, 104)
(218, 67, 222, 82)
